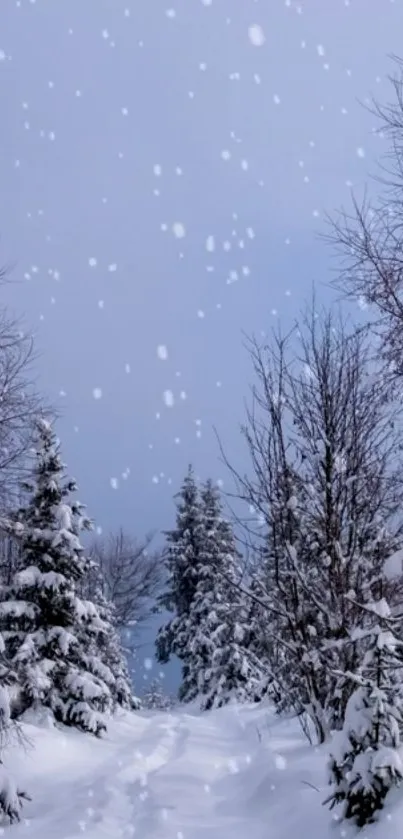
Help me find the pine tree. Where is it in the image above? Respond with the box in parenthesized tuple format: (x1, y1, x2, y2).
(143, 678, 173, 711)
(78, 562, 136, 711)
(155, 465, 204, 668)
(181, 480, 264, 709)
(0, 419, 113, 736)
(326, 596, 403, 827)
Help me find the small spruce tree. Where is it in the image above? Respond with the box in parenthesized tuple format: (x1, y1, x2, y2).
(155, 465, 204, 669)
(180, 479, 264, 708)
(0, 419, 113, 735)
(143, 678, 173, 711)
(78, 562, 136, 711)
(326, 596, 403, 827)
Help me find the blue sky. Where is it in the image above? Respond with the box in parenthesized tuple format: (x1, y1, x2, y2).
(2, 0, 403, 692)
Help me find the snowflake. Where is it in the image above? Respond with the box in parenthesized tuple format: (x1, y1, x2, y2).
(248, 24, 266, 46)
(172, 222, 186, 238)
(93, 387, 103, 399)
(157, 345, 168, 360)
(275, 754, 287, 770)
(163, 390, 175, 407)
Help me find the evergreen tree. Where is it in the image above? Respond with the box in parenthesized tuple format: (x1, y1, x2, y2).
(156, 470, 264, 708)
(175, 479, 263, 708)
(143, 677, 173, 711)
(155, 465, 204, 667)
(78, 562, 137, 711)
(326, 596, 403, 827)
(0, 419, 113, 736)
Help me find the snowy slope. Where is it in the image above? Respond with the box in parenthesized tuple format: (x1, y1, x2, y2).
(3, 703, 402, 838)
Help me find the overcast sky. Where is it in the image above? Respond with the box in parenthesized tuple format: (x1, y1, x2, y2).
(2, 0, 403, 691)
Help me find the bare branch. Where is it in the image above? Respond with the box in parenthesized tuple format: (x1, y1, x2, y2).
(87, 528, 165, 629)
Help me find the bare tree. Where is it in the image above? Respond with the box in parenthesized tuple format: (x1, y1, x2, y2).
(324, 56, 403, 378)
(220, 303, 403, 742)
(0, 532, 22, 587)
(88, 528, 165, 629)
(0, 309, 51, 513)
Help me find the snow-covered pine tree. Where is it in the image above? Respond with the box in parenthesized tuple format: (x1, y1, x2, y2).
(0, 418, 113, 736)
(142, 678, 173, 711)
(78, 561, 136, 711)
(326, 596, 403, 827)
(155, 465, 205, 673)
(183, 479, 265, 709)
(245, 563, 278, 704)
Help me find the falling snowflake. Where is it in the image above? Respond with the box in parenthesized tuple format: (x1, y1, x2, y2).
(110, 478, 119, 490)
(275, 754, 287, 771)
(92, 387, 102, 399)
(206, 235, 215, 252)
(88, 257, 97, 268)
(163, 390, 175, 407)
(172, 222, 186, 238)
(248, 24, 266, 47)
(157, 345, 168, 360)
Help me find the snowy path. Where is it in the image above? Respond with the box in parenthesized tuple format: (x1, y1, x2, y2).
(5, 703, 397, 838)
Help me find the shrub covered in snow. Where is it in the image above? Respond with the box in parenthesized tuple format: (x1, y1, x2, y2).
(0, 766, 30, 824)
(326, 597, 403, 827)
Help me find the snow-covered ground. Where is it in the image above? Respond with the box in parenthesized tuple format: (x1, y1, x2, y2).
(3, 703, 402, 838)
